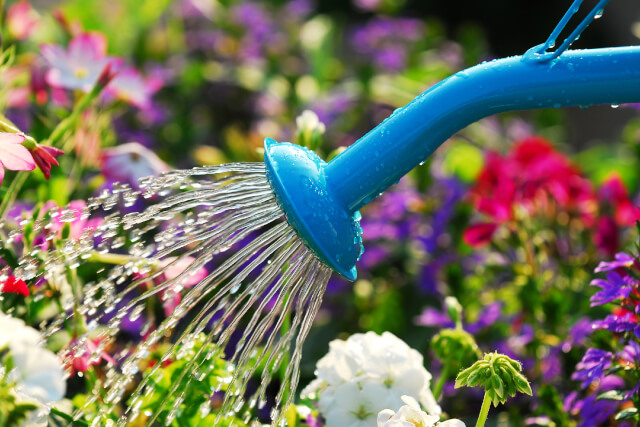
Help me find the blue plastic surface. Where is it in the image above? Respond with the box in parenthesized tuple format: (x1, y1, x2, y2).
(325, 46, 640, 212)
(265, 46, 640, 280)
(263, 138, 362, 280)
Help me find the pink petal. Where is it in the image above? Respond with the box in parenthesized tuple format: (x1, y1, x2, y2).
(40, 44, 69, 68)
(463, 222, 498, 247)
(0, 134, 35, 171)
(69, 33, 107, 59)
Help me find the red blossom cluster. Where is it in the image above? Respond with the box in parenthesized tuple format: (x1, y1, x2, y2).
(464, 136, 640, 254)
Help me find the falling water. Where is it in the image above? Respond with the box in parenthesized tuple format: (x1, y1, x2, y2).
(2, 163, 332, 426)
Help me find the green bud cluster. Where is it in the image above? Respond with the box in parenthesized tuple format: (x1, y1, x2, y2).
(455, 351, 532, 407)
(431, 328, 481, 371)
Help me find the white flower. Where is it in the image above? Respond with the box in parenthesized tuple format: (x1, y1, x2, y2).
(304, 331, 441, 427)
(323, 381, 385, 427)
(377, 396, 466, 427)
(0, 311, 66, 423)
(296, 110, 326, 136)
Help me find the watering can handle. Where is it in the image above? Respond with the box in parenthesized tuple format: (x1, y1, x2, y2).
(528, 0, 611, 62)
(324, 1, 639, 213)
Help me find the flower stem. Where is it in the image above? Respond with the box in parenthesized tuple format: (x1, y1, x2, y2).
(432, 364, 450, 401)
(475, 392, 492, 427)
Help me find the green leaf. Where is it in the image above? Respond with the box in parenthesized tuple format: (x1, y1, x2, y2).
(597, 390, 627, 401)
(614, 407, 639, 421)
(48, 408, 90, 427)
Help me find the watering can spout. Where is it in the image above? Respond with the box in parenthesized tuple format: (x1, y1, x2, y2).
(265, 46, 640, 280)
(325, 46, 640, 213)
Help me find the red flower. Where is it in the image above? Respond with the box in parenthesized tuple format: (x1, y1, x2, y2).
(30, 143, 64, 179)
(1, 276, 29, 296)
(465, 136, 597, 247)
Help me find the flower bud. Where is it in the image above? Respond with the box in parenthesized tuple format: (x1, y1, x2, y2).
(455, 351, 532, 407)
(30, 143, 64, 179)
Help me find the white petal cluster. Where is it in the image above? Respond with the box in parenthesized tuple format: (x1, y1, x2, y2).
(377, 396, 466, 427)
(302, 331, 441, 427)
(0, 311, 66, 423)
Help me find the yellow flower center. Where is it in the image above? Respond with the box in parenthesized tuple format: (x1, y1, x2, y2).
(74, 67, 89, 78)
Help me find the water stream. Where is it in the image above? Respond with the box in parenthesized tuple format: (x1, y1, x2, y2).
(2, 163, 332, 426)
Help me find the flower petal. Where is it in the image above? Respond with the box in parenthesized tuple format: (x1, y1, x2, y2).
(0, 134, 35, 171)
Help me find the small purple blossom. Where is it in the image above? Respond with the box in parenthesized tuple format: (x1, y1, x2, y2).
(571, 348, 613, 389)
(590, 272, 634, 306)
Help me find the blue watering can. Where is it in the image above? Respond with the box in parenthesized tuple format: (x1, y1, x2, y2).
(264, 0, 640, 280)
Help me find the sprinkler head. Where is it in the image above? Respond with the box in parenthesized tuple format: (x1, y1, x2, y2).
(263, 138, 362, 281)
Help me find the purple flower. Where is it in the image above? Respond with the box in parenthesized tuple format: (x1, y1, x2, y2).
(466, 301, 503, 334)
(595, 252, 635, 272)
(592, 312, 640, 337)
(573, 395, 618, 427)
(563, 317, 592, 350)
(350, 17, 424, 72)
(414, 306, 454, 328)
(100, 142, 170, 189)
(572, 348, 613, 389)
(590, 272, 634, 306)
(619, 340, 640, 366)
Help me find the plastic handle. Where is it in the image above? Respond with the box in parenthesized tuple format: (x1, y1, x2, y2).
(324, 46, 640, 212)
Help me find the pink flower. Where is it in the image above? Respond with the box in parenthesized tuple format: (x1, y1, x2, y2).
(107, 67, 162, 109)
(1, 276, 29, 296)
(463, 222, 498, 248)
(46, 200, 102, 240)
(6, 1, 39, 40)
(30, 143, 64, 179)
(100, 142, 170, 189)
(65, 338, 115, 375)
(0, 133, 35, 186)
(157, 256, 208, 316)
(41, 32, 117, 92)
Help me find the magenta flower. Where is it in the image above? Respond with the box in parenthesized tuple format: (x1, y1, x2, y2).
(107, 67, 162, 109)
(6, 0, 39, 40)
(100, 142, 170, 189)
(41, 32, 116, 91)
(0, 133, 35, 186)
(45, 200, 102, 240)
